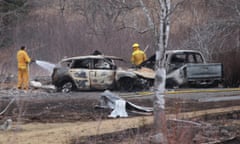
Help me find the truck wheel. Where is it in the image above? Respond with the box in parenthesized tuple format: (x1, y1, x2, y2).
(118, 77, 134, 92)
(166, 78, 178, 89)
(210, 81, 221, 88)
(61, 81, 74, 93)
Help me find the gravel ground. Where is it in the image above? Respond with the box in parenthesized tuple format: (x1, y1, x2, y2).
(0, 76, 240, 143)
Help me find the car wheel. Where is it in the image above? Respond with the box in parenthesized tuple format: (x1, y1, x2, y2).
(118, 77, 134, 92)
(61, 81, 73, 93)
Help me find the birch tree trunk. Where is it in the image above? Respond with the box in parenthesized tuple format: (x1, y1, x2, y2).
(152, 0, 171, 143)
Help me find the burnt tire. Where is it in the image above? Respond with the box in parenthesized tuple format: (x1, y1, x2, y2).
(166, 78, 178, 89)
(61, 81, 74, 93)
(118, 77, 134, 92)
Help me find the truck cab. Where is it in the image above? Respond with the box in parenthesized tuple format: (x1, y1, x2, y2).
(164, 50, 205, 73)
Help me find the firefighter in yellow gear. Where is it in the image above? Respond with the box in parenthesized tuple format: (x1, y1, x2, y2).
(131, 43, 147, 66)
(17, 46, 33, 90)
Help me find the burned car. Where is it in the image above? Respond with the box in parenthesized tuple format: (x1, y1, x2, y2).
(140, 50, 223, 88)
(52, 55, 155, 92)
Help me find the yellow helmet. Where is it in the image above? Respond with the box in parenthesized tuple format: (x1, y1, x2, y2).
(132, 43, 140, 48)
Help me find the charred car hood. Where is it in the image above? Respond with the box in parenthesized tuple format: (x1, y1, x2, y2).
(133, 67, 155, 79)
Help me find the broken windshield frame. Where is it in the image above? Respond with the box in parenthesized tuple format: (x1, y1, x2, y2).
(167, 52, 204, 72)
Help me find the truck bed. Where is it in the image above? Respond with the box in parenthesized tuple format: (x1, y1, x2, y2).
(186, 63, 223, 80)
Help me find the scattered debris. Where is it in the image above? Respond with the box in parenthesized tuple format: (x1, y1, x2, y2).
(108, 99, 128, 118)
(96, 90, 153, 118)
(30, 80, 56, 91)
(0, 119, 12, 131)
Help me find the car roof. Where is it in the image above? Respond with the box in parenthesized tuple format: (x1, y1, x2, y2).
(165, 50, 202, 54)
(60, 55, 124, 62)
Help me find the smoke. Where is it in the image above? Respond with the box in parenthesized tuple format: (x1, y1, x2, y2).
(35, 60, 56, 74)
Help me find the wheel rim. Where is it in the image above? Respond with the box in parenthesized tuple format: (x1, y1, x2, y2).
(61, 82, 73, 93)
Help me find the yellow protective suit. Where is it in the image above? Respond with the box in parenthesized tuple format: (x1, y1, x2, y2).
(17, 50, 31, 90)
(131, 47, 147, 66)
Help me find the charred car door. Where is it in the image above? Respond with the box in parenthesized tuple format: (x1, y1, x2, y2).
(89, 58, 116, 90)
(69, 58, 91, 90)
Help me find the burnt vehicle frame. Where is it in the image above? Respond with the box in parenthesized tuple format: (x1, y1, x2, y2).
(52, 55, 154, 92)
(140, 50, 223, 88)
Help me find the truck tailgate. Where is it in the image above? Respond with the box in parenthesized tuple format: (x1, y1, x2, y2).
(186, 63, 223, 79)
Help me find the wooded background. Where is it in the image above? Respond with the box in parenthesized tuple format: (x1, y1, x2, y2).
(0, 0, 239, 86)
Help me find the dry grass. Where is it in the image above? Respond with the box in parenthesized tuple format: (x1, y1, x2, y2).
(1, 107, 239, 144)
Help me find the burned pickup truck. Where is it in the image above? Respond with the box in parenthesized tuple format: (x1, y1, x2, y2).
(52, 55, 155, 92)
(141, 50, 223, 88)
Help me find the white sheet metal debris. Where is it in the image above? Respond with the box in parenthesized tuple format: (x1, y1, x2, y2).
(98, 90, 153, 118)
(109, 99, 128, 118)
(0, 119, 12, 131)
(30, 81, 56, 90)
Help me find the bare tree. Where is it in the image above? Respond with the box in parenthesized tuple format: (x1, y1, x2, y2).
(0, 0, 29, 48)
(150, 0, 170, 143)
(178, 0, 240, 61)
